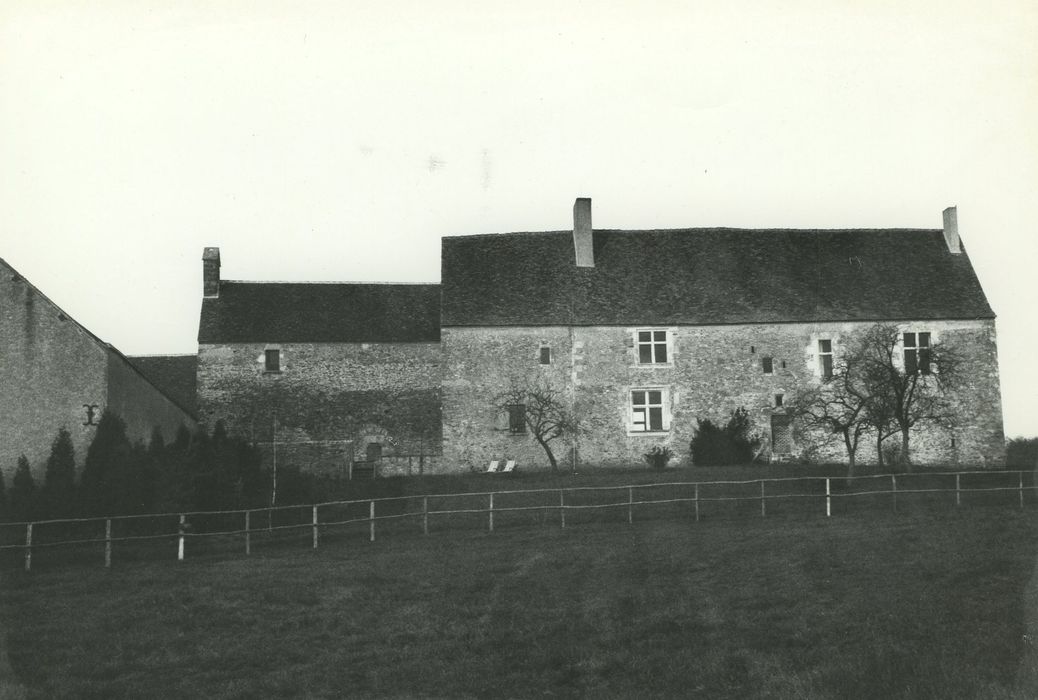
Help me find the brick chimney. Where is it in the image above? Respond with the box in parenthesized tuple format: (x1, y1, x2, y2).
(203, 247, 221, 297)
(573, 197, 594, 267)
(942, 206, 961, 255)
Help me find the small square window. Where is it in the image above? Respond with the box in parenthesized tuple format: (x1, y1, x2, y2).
(636, 330, 669, 364)
(265, 349, 281, 372)
(762, 357, 773, 374)
(775, 394, 784, 407)
(539, 346, 552, 365)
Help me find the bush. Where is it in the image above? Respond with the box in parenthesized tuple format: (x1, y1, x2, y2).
(690, 408, 761, 466)
(1006, 438, 1038, 468)
(643, 446, 674, 471)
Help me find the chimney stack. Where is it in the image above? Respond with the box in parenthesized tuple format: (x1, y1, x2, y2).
(203, 247, 221, 297)
(942, 206, 961, 255)
(573, 197, 594, 267)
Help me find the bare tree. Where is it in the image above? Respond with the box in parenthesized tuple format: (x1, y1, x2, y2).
(496, 379, 581, 472)
(854, 324, 959, 469)
(792, 351, 872, 478)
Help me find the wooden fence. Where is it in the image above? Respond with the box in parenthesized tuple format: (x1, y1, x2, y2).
(1, 470, 1033, 572)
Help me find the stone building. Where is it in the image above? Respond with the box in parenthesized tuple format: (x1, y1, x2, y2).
(196, 248, 442, 477)
(0, 257, 198, 482)
(440, 199, 1004, 470)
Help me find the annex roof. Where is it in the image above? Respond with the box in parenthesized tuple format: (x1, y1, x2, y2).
(198, 282, 441, 343)
(441, 228, 994, 326)
(126, 355, 198, 415)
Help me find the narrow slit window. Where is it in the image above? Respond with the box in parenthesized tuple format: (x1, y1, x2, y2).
(818, 340, 833, 379)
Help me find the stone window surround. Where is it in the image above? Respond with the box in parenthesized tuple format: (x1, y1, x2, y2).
(632, 328, 674, 367)
(263, 345, 283, 374)
(628, 385, 671, 435)
(903, 330, 934, 375)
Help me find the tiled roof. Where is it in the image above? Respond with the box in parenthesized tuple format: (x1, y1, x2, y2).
(198, 282, 441, 343)
(126, 355, 198, 415)
(441, 228, 994, 326)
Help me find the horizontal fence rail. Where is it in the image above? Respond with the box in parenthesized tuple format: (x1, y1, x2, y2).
(1, 470, 1034, 572)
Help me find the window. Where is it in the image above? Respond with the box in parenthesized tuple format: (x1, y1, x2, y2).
(774, 393, 784, 407)
(903, 332, 932, 374)
(539, 346, 552, 365)
(507, 404, 526, 434)
(636, 330, 669, 364)
(762, 356, 773, 374)
(630, 389, 667, 432)
(265, 349, 281, 373)
(818, 340, 833, 379)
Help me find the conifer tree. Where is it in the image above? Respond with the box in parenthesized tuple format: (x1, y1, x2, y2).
(81, 411, 134, 516)
(10, 455, 36, 521)
(0, 464, 7, 520)
(44, 427, 77, 517)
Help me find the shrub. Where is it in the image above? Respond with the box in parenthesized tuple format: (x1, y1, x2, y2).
(690, 408, 761, 466)
(643, 446, 674, 471)
(1006, 438, 1038, 468)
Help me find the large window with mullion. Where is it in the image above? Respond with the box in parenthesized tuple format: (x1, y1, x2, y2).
(631, 389, 667, 432)
(637, 330, 669, 364)
(903, 332, 932, 374)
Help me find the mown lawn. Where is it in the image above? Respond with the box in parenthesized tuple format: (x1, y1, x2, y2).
(3, 509, 1038, 698)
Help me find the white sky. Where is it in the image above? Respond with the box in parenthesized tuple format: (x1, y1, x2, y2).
(2, 1, 1036, 436)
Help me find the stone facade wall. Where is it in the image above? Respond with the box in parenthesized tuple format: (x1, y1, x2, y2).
(197, 342, 442, 476)
(441, 320, 1005, 472)
(1, 270, 109, 482)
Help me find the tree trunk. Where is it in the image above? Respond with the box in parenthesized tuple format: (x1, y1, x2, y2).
(876, 432, 885, 470)
(901, 428, 912, 472)
(843, 430, 857, 484)
(536, 436, 558, 472)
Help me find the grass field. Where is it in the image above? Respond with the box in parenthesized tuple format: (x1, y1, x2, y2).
(3, 508, 1038, 698)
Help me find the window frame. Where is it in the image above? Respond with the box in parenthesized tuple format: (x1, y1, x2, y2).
(539, 345, 552, 365)
(264, 348, 281, 373)
(506, 403, 527, 434)
(762, 356, 774, 374)
(634, 329, 672, 366)
(628, 387, 670, 434)
(903, 331, 932, 375)
(817, 339, 833, 379)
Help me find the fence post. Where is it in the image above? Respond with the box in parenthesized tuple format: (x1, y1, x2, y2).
(312, 505, 319, 550)
(956, 474, 961, 507)
(1020, 471, 1025, 509)
(423, 496, 429, 535)
(105, 519, 112, 568)
(24, 522, 32, 573)
(760, 480, 766, 518)
(178, 514, 186, 561)
(489, 493, 494, 533)
(245, 511, 251, 555)
(369, 500, 375, 542)
(826, 478, 831, 517)
(892, 475, 897, 513)
(559, 490, 566, 529)
(628, 487, 633, 524)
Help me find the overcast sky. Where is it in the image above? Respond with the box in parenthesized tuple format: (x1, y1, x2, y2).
(2, 1, 1036, 436)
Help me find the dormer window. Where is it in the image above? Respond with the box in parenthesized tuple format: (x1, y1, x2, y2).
(265, 349, 281, 373)
(636, 330, 670, 365)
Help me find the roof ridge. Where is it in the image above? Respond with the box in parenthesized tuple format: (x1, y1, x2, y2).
(443, 227, 942, 240)
(220, 279, 440, 286)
